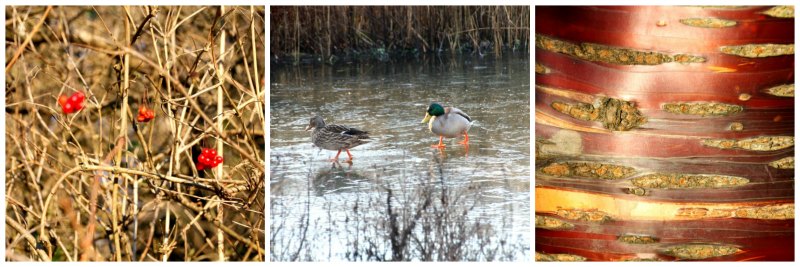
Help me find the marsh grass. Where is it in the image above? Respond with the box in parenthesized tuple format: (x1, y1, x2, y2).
(5, 6, 265, 261)
(270, 6, 530, 64)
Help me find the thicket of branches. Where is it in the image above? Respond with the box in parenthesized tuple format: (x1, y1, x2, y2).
(5, 6, 265, 261)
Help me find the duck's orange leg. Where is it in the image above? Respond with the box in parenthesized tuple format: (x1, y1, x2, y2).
(458, 131, 470, 145)
(431, 136, 446, 148)
(329, 149, 342, 162)
(344, 149, 354, 163)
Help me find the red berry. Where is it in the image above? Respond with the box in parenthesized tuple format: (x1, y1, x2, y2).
(198, 154, 207, 164)
(69, 94, 80, 104)
(58, 95, 68, 106)
(197, 163, 205, 170)
(63, 102, 74, 113)
(74, 91, 85, 102)
(208, 149, 217, 157)
(146, 110, 155, 118)
(137, 115, 145, 122)
(202, 148, 210, 155)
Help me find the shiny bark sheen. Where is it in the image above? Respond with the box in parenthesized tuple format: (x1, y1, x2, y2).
(536, 5, 794, 261)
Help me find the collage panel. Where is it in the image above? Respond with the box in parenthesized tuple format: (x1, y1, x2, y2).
(534, 5, 794, 261)
(269, 6, 531, 262)
(5, 6, 265, 261)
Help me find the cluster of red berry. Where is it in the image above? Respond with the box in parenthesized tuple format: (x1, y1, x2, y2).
(197, 148, 223, 170)
(137, 106, 155, 122)
(58, 91, 85, 114)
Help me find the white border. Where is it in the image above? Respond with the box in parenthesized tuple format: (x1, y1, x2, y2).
(1, 0, 798, 266)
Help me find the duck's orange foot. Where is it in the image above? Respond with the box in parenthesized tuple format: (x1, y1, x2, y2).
(431, 136, 446, 149)
(458, 132, 470, 145)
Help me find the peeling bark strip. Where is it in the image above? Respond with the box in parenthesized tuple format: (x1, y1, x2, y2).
(535, 62, 550, 74)
(536, 252, 586, 262)
(556, 209, 612, 222)
(535, 215, 574, 230)
(536, 34, 705, 65)
(720, 44, 794, 58)
(662, 244, 741, 260)
(679, 18, 737, 28)
(762, 6, 794, 18)
(768, 157, 794, 169)
(618, 234, 659, 244)
(662, 102, 743, 116)
(702, 136, 794, 151)
(675, 204, 794, 220)
(734, 204, 794, 219)
(551, 97, 647, 131)
(764, 84, 794, 97)
(541, 162, 636, 180)
(631, 173, 749, 189)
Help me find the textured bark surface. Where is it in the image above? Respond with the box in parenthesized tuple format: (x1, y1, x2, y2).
(536, 6, 794, 261)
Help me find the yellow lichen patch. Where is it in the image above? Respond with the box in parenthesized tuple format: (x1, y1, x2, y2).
(551, 102, 600, 121)
(733, 204, 794, 219)
(673, 54, 707, 64)
(627, 187, 647, 196)
(676, 208, 734, 219)
(631, 173, 749, 189)
(536, 252, 586, 262)
(720, 44, 794, 58)
(662, 102, 743, 116)
(738, 93, 751, 101)
(675, 208, 710, 219)
(551, 97, 647, 131)
(535, 62, 550, 74)
(680, 18, 737, 28)
(535, 215, 575, 230)
(762, 6, 794, 18)
(768, 157, 794, 169)
(535, 34, 705, 65)
(540, 161, 636, 180)
(764, 84, 794, 97)
(662, 244, 741, 260)
(618, 234, 659, 244)
(556, 209, 612, 223)
(729, 122, 744, 131)
(702, 136, 794, 151)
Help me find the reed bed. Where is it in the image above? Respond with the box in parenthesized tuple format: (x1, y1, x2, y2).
(270, 6, 529, 63)
(5, 6, 265, 261)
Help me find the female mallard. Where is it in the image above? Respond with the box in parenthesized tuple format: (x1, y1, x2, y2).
(305, 115, 370, 162)
(421, 103, 473, 148)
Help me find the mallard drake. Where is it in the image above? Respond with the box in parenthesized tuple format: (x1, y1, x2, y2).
(421, 103, 473, 148)
(305, 115, 370, 162)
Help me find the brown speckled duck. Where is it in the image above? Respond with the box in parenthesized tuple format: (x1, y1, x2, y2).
(305, 115, 370, 162)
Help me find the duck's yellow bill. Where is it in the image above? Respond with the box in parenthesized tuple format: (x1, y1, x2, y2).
(421, 113, 432, 123)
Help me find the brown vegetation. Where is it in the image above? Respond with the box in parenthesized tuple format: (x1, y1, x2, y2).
(270, 6, 530, 63)
(5, 6, 265, 261)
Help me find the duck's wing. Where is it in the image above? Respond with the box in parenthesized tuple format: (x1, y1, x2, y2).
(446, 107, 472, 122)
(324, 124, 370, 139)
